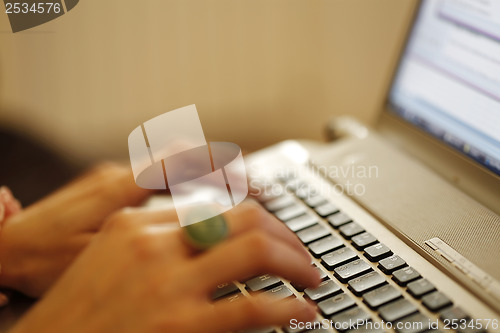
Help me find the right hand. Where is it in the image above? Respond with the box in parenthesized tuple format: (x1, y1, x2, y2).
(11, 202, 320, 333)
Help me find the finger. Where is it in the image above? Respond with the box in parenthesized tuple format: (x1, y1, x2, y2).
(189, 230, 320, 294)
(57, 163, 152, 209)
(225, 201, 311, 261)
(104, 208, 180, 231)
(0, 187, 22, 217)
(84, 163, 153, 207)
(36, 163, 154, 232)
(207, 294, 316, 333)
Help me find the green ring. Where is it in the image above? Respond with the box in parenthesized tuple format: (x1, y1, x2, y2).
(183, 214, 229, 250)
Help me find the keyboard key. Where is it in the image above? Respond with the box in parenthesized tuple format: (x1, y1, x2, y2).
(422, 291, 452, 312)
(285, 214, 318, 232)
(275, 204, 307, 222)
(304, 195, 327, 208)
(339, 222, 365, 239)
(296, 224, 330, 244)
(439, 307, 469, 321)
(331, 306, 371, 331)
(321, 247, 358, 270)
(378, 255, 407, 274)
(334, 259, 372, 283)
(308, 235, 344, 257)
(348, 271, 386, 296)
(264, 284, 293, 300)
(283, 178, 303, 191)
(396, 313, 432, 333)
(295, 185, 317, 199)
(379, 298, 418, 322)
(314, 202, 340, 217)
(364, 243, 393, 262)
(392, 267, 420, 286)
(318, 293, 356, 316)
(351, 232, 378, 250)
(265, 196, 294, 212)
(246, 274, 281, 292)
(327, 212, 352, 228)
(407, 278, 436, 298)
(304, 279, 341, 302)
(212, 282, 239, 300)
(363, 284, 402, 308)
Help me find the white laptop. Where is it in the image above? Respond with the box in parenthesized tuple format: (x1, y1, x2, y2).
(240, 0, 500, 332)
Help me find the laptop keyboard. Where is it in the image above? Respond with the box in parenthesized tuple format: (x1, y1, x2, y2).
(212, 175, 488, 333)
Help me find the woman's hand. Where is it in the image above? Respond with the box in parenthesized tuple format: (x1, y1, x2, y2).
(11, 202, 320, 333)
(0, 163, 152, 297)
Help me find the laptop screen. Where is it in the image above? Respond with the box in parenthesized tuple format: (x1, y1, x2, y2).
(388, 0, 500, 176)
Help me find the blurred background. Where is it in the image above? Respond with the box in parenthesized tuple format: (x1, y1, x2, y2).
(0, 0, 415, 203)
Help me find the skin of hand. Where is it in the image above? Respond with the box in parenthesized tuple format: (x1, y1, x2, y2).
(10, 202, 320, 333)
(0, 163, 152, 297)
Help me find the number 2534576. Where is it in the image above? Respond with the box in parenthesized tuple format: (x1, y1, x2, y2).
(5, 2, 62, 14)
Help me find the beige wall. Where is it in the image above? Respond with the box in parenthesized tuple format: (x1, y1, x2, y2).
(0, 0, 416, 165)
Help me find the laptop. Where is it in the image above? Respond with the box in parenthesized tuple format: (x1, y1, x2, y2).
(232, 0, 500, 332)
(4, 1, 496, 332)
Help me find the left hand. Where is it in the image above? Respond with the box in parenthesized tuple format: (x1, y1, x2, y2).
(10, 202, 319, 333)
(0, 163, 153, 297)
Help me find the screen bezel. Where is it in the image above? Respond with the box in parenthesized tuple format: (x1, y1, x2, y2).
(376, 0, 500, 214)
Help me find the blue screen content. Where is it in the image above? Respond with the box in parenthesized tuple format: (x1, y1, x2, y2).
(389, 0, 500, 176)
